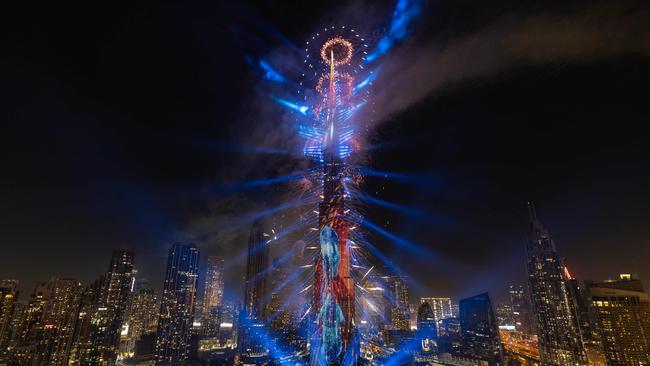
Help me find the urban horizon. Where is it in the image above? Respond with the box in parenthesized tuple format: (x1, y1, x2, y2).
(2, 0, 649, 365)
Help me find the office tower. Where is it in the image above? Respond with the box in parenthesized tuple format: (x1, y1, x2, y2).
(587, 274, 650, 365)
(67, 250, 134, 365)
(360, 275, 387, 334)
(508, 284, 534, 335)
(420, 297, 453, 323)
(385, 276, 410, 331)
(37, 277, 83, 365)
(459, 292, 503, 365)
(10, 281, 50, 364)
(203, 256, 225, 316)
(525, 203, 586, 365)
(155, 243, 200, 365)
(123, 288, 159, 357)
(68, 276, 109, 365)
(0, 279, 19, 356)
(494, 303, 514, 327)
(243, 220, 269, 321)
(104, 250, 135, 361)
(239, 222, 270, 362)
(416, 302, 437, 353)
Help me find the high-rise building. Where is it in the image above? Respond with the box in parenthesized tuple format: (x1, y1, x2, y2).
(385, 276, 410, 331)
(155, 243, 200, 365)
(0, 279, 19, 357)
(37, 277, 83, 365)
(239, 221, 270, 362)
(420, 297, 453, 323)
(243, 220, 269, 322)
(104, 250, 135, 361)
(67, 250, 134, 365)
(416, 302, 437, 353)
(525, 203, 586, 365)
(203, 256, 225, 316)
(123, 288, 158, 357)
(587, 274, 650, 365)
(508, 284, 534, 335)
(10, 281, 50, 365)
(459, 292, 503, 365)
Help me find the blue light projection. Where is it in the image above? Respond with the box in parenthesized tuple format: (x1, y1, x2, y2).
(366, 0, 423, 62)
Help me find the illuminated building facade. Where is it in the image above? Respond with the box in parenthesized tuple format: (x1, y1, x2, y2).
(459, 292, 503, 365)
(416, 302, 437, 353)
(525, 203, 586, 365)
(420, 297, 453, 324)
(385, 276, 410, 332)
(0, 279, 19, 357)
(123, 288, 158, 357)
(37, 277, 83, 365)
(243, 220, 269, 322)
(508, 284, 534, 335)
(587, 274, 650, 365)
(203, 256, 225, 316)
(155, 243, 200, 365)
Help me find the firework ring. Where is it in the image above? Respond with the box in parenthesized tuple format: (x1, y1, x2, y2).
(320, 37, 353, 67)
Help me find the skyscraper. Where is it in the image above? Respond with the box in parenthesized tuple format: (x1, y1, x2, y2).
(123, 288, 159, 357)
(203, 256, 225, 316)
(104, 250, 135, 362)
(385, 276, 410, 331)
(416, 302, 437, 353)
(525, 203, 586, 365)
(587, 274, 650, 365)
(67, 250, 134, 365)
(459, 292, 503, 365)
(37, 277, 83, 365)
(0, 280, 19, 356)
(508, 284, 534, 335)
(155, 243, 200, 365)
(243, 220, 269, 321)
(239, 221, 270, 362)
(420, 297, 453, 323)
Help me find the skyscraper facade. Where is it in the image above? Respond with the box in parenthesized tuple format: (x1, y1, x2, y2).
(203, 256, 225, 316)
(587, 274, 650, 365)
(123, 288, 159, 357)
(155, 243, 200, 365)
(0, 279, 19, 357)
(420, 297, 453, 324)
(508, 284, 534, 335)
(385, 276, 410, 331)
(243, 220, 269, 322)
(416, 302, 437, 353)
(459, 292, 503, 365)
(37, 277, 83, 365)
(525, 203, 586, 365)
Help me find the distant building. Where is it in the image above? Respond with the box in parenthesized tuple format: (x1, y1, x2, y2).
(508, 284, 534, 335)
(0, 279, 19, 356)
(68, 250, 134, 365)
(243, 220, 269, 322)
(459, 292, 503, 365)
(587, 274, 650, 365)
(123, 288, 158, 357)
(37, 277, 83, 365)
(155, 243, 200, 365)
(416, 302, 437, 353)
(385, 276, 410, 331)
(203, 256, 225, 316)
(420, 297, 453, 324)
(525, 203, 586, 365)
(239, 221, 270, 361)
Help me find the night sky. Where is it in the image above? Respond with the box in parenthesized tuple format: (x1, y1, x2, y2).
(2, 0, 649, 303)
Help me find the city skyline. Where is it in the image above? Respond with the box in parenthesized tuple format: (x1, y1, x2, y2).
(2, 0, 650, 364)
